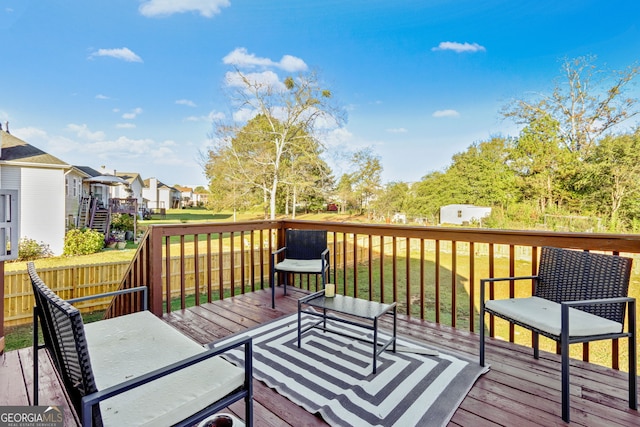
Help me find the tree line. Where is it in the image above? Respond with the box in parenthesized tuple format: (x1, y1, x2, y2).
(204, 56, 640, 232)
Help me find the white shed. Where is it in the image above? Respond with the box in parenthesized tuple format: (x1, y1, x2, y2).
(440, 204, 491, 226)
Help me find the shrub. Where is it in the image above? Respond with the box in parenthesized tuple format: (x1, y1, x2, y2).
(110, 213, 134, 232)
(16, 238, 53, 261)
(63, 228, 105, 256)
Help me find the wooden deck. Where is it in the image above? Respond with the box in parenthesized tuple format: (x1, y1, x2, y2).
(2, 288, 639, 426)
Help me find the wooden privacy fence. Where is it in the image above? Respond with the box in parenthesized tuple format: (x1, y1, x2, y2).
(4, 238, 368, 328)
(4, 262, 128, 327)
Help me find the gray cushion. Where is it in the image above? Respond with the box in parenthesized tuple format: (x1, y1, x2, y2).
(275, 258, 325, 274)
(84, 311, 245, 427)
(485, 296, 623, 337)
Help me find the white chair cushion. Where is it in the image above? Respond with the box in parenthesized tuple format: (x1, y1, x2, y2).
(485, 296, 623, 337)
(84, 311, 245, 427)
(275, 258, 325, 274)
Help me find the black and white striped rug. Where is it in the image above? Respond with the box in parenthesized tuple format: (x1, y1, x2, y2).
(213, 314, 488, 427)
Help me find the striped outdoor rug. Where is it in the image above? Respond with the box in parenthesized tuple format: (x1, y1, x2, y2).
(213, 314, 488, 427)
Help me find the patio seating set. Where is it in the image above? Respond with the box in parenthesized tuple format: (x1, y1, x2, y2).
(28, 228, 638, 425)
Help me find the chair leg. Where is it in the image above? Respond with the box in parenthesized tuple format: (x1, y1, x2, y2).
(271, 270, 276, 309)
(479, 280, 486, 367)
(533, 332, 539, 359)
(629, 300, 637, 409)
(33, 308, 39, 406)
(479, 303, 485, 367)
(561, 305, 570, 423)
(283, 273, 288, 296)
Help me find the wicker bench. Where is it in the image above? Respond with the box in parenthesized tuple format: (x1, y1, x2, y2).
(29, 262, 253, 427)
(479, 246, 637, 422)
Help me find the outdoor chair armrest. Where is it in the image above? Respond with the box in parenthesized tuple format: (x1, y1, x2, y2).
(272, 246, 287, 257)
(480, 276, 539, 302)
(562, 296, 635, 308)
(67, 286, 148, 310)
(480, 275, 538, 285)
(81, 335, 253, 427)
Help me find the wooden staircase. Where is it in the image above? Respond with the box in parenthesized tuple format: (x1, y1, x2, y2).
(77, 196, 111, 235)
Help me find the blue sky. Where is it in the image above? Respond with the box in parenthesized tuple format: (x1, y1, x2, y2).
(2, 1, 640, 187)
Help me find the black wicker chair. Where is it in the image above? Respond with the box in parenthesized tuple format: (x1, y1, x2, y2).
(479, 246, 637, 422)
(29, 262, 253, 426)
(270, 229, 329, 308)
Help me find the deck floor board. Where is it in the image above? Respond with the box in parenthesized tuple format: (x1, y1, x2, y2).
(4, 287, 639, 426)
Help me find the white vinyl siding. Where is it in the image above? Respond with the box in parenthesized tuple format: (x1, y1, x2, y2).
(2, 165, 66, 255)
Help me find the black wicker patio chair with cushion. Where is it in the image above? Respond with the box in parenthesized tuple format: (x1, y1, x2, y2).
(28, 262, 253, 427)
(270, 229, 330, 308)
(479, 246, 637, 422)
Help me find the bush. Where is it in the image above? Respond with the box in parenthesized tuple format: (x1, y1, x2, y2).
(63, 228, 105, 256)
(110, 213, 134, 232)
(16, 238, 53, 261)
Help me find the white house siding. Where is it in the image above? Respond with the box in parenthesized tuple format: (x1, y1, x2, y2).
(2, 165, 66, 254)
(65, 170, 85, 228)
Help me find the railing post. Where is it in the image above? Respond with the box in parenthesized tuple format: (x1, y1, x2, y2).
(148, 225, 164, 316)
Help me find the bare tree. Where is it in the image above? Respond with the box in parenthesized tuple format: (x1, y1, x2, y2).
(503, 55, 640, 157)
(210, 68, 345, 219)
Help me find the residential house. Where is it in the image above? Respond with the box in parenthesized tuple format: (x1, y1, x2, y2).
(193, 188, 209, 207)
(174, 185, 194, 208)
(65, 166, 91, 228)
(115, 172, 145, 209)
(0, 129, 69, 255)
(142, 177, 181, 211)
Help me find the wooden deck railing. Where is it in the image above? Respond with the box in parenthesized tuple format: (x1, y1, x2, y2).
(106, 219, 640, 371)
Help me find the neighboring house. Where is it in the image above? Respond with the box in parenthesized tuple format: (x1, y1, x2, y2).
(440, 204, 492, 226)
(174, 185, 194, 207)
(142, 177, 181, 211)
(193, 189, 209, 206)
(65, 166, 91, 228)
(75, 165, 111, 205)
(0, 130, 69, 255)
(115, 171, 145, 210)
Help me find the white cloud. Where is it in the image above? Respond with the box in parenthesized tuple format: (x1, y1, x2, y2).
(139, 0, 230, 18)
(122, 108, 143, 120)
(432, 109, 460, 118)
(176, 99, 197, 107)
(386, 128, 408, 133)
(95, 94, 110, 100)
(66, 123, 106, 141)
(185, 110, 225, 122)
(432, 42, 486, 53)
(89, 47, 143, 62)
(279, 55, 308, 72)
(116, 123, 136, 129)
(223, 48, 308, 72)
(224, 70, 284, 90)
(233, 108, 257, 123)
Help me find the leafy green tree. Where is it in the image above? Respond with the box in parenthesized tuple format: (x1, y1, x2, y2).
(210, 69, 345, 219)
(205, 120, 265, 218)
(372, 181, 409, 219)
(335, 174, 355, 213)
(349, 148, 383, 215)
(577, 130, 640, 230)
(406, 171, 451, 222)
(445, 136, 517, 208)
(509, 115, 576, 212)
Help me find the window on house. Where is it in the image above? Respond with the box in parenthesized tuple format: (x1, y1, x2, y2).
(65, 178, 70, 196)
(72, 178, 78, 197)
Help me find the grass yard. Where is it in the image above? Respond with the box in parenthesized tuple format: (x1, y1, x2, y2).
(4, 207, 638, 371)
